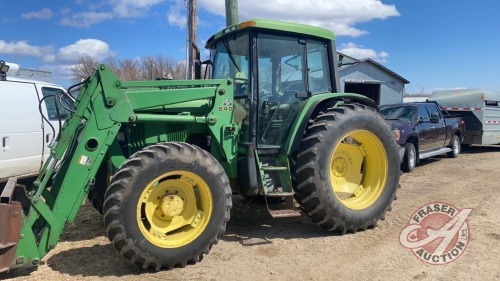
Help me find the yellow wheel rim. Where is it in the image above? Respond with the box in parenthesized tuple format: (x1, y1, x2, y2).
(136, 170, 213, 248)
(329, 130, 388, 210)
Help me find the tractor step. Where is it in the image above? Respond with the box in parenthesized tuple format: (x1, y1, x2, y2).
(269, 209, 301, 218)
(265, 192, 294, 197)
(265, 192, 301, 218)
(261, 166, 288, 171)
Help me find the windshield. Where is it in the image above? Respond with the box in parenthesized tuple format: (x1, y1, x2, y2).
(210, 32, 250, 97)
(380, 106, 415, 122)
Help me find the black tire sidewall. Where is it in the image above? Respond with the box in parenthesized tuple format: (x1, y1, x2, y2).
(314, 108, 400, 228)
(402, 143, 416, 172)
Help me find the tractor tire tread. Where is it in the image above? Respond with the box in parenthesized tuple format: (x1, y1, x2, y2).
(292, 104, 399, 234)
(102, 142, 232, 271)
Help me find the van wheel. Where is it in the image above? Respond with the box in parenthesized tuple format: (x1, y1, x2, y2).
(401, 143, 416, 172)
(447, 135, 460, 158)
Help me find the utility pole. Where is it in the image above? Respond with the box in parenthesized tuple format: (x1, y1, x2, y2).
(225, 0, 238, 26)
(187, 0, 197, 79)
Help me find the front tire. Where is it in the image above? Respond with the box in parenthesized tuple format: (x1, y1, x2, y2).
(401, 143, 417, 172)
(292, 104, 400, 234)
(102, 142, 232, 270)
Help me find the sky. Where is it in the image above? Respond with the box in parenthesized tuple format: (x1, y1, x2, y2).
(0, 0, 498, 93)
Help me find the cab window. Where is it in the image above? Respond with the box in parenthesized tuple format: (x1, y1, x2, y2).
(41, 87, 70, 120)
(418, 105, 430, 122)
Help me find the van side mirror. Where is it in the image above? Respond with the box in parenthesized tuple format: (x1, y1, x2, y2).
(430, 112, 440, 123)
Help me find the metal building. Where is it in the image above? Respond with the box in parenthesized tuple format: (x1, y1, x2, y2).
(338, 53, 409, 105)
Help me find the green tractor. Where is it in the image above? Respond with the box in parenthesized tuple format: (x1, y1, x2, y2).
(0, 19, 400, 272)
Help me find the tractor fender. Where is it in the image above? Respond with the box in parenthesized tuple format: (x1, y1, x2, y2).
(284, 93, 378, 155)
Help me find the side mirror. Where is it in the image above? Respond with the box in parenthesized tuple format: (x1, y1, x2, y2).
(295, 91, 310, 99)
(430, 112, 440, 123)
(418, 117, 424, 123)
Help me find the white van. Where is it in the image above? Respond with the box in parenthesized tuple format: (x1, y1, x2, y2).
(0, 61, 70, 182)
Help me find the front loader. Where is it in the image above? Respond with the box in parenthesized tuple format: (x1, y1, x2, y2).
(0, 19, 400, 272)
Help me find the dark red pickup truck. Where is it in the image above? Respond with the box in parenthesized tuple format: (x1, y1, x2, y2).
(379, 102, 465, 172)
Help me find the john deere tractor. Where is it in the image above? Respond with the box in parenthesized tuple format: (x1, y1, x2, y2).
(0, 19, 400, 272)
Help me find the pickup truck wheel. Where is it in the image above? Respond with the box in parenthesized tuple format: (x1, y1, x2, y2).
(292, 104, 400, 234)
(401, 143, 416, 172)
(102, 142, 232, 270)
(447, 135, 461, 158)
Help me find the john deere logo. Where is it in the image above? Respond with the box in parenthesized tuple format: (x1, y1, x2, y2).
(399, 202, 472, 265)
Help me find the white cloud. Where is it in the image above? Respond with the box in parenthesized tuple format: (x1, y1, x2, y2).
(43, 54, 56, 63)
(167, 4, 187, 28)
(58, 39, 113, 63)
(339, 42, 389, 62)
(21, 8, 53, 20)
(60, 7, 72, 15)
(60, 12, 113, 28)
(110, 0, 165, 18)
(59, 0, 165, 28)
(197, 0, 399, 37)
(0, 40, 53, 57)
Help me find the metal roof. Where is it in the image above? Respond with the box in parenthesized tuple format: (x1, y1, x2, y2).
(206, 19, 334, 48)
(338, 53, 410, 84)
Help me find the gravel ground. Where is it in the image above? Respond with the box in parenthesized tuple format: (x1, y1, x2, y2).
(3, 145, 499, 281)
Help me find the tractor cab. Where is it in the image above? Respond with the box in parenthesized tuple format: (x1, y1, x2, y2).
(204, 20, 345, 211)
(206, 19, 339, 150)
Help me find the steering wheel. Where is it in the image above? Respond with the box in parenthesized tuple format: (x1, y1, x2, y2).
(234, 77, 248, 96)
(234, 77, 248, 85)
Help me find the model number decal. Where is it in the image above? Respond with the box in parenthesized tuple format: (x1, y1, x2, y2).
(218, 106, 233, 111)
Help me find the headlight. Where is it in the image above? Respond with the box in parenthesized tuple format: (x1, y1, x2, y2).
(392, 129, 400, 141)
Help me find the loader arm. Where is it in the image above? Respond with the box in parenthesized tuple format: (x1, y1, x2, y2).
(0, 65, 237, 271)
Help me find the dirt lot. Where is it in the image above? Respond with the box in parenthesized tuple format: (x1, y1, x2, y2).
(3, 146, 500, 281)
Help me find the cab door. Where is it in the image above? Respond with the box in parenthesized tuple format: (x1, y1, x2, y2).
(416, 105, 434, 152)
(256, 34, 331, 148)
(425, 104, 447, 148)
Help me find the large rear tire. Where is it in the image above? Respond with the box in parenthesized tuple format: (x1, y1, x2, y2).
(292, 104, 400, 234)
(102, 142, 232, 270)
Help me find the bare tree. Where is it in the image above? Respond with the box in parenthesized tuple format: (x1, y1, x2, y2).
(119, 58, 141, 81)
(71, 54, 187, 82)
(103, 56, 121, 79)
(155, 54, 178, 79)
(71, 56, 99, 83)
(172, 60, 187, 79)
